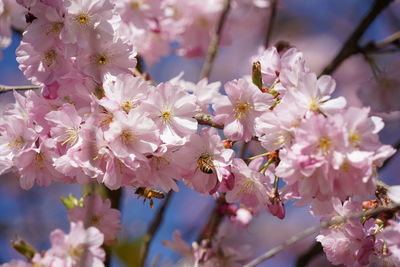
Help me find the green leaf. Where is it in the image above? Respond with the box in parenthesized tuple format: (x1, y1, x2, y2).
(60, 194, 83, 210)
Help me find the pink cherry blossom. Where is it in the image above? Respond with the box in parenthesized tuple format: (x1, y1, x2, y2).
(214, 78, 274, 142)
(68, 194, 122, 244)
(174, 128, 234, 193)
(139, 81, 199, 145)
(46, 221, 105, 267)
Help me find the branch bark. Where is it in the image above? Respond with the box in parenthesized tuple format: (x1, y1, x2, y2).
(244, 203, 400, 267)
(199, 0, 232, 80)
(194, 113, 224, 130)
(320, 0, 394, 76)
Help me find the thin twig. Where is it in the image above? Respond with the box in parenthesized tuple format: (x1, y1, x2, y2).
(360, 31, 400, 55)
(199, 0, 232, 80)
(320, 0, 394, 76)
(194, 113, 224, 129)
(264, 0, 278, 47)
(139, 191, 174, 267)
(0, 84, 41, 94)
(244, 203, 400, 267)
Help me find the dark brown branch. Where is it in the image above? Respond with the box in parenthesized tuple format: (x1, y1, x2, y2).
(244, 203, 400, 267)
(0, 84, 41, 94)
(197, 194, 226, 243)
(320, 0, 394, 76)
(139, 191, 173, 267)
(264, 0, 278, 47)
(194, 113, 224, 130)
(199, 0, 232, 80)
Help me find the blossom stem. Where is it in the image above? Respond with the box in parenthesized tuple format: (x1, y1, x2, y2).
(243, 203, 400, 267)
(139, 191, 174, 267)
(0, 84, 41, 94)
(320, 0, 394, 76)
(246, 152, 270, 162)
(199, 0, 232, 80)
(264, 0, 278, 47)
(360, 31, 400, 54)
(259, 157, 274, 174)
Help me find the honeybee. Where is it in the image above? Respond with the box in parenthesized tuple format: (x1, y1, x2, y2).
(197, 153, 215, 174)
(135, 187, 165, 208)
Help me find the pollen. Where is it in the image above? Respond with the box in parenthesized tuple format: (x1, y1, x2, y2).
(46, 22, 64, 35)
(97, 55, 107, 65)
(122, 100, 135, 113)
(76, 14, 89, 25)
(130, 0, 144, 9)
(69, 245, 85, 260)
(318, 137, 331, 152)
(43, 49, 57, 67)
(161, 110, 172, 121)
(121, 130, 135, 144)
(61, 127, 80, 146)
(309, 99, 319, 112)
(349, 131, 361, 147)
(234, 102, 251, 119)
(35, 152, 46, 168)
(8, 136, 25, 149)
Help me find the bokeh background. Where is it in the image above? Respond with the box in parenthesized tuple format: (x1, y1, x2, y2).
(1, 0, 399, 266)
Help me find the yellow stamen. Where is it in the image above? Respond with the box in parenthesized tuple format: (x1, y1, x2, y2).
(61, 128, 79, 146)
(43, 49, 57, 67)
(8, 136, 25, 149)
(234, 102, 251, 119)
(121, 130, 135, 144)
(76, 14, 89, 25)
(122, 100, 135, 113)
(318, 137, 331, 152)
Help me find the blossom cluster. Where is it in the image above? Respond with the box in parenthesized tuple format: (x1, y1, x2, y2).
(3, 194, 121, 267)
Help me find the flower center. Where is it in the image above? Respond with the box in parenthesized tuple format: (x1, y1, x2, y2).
(43, 49, 57, 67)
(121, 130, 135, 144)
(35, 152, 46, 168)
(8, 136, 25, 149)
(61, 127, 80, 146)
(237, 178, 256, 194)
(318, 137, 331, 152)
(47, 22, 64, 35)
(349, 131, 361, 147)
(122, 100, 135, 113)
(69, 245, 85, 260)
(161, 110, 172, 122)
(97, 55, 107, 65)
(76, 14, 89, 25)
(234, 102, 251, 119)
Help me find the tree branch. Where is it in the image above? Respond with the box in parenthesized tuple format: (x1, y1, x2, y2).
(244, 203, 400, 267)
(360, 31, 400, 54)
(139, 191, 173, 267)
(0, 84, 41, 94)
(264, 0, 278, 47)
(320, 0, 394, 76)
(194, 113, 224, 130)
(199, 0, 232, 80)
(197, 194, 226, 244)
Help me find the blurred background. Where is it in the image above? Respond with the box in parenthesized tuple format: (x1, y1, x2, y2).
(0, 0, 399, 266)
